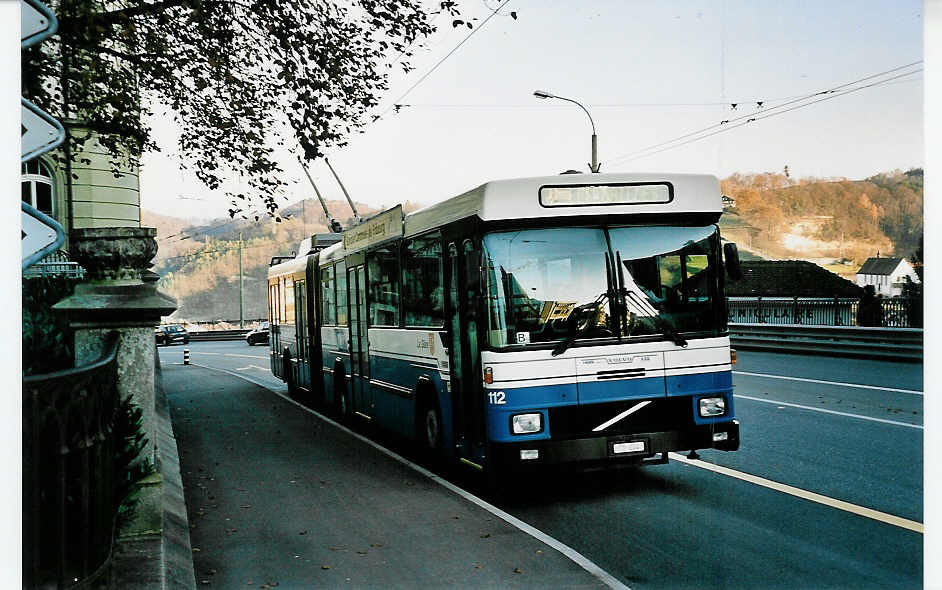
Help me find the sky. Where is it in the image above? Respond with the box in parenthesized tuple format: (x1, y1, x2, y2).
(139, 0, 925, 222)
(1, 2, 939, 585)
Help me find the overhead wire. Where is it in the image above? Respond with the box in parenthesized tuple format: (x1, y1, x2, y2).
(606, 62, 923, 166)
(375, 0, 512, 121)
(157, 242, 279, 264)
(314, 0, 510, 165)
(157, 217, 246, 243)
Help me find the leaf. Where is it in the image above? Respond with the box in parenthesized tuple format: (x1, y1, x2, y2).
(510, 11, 518, 19)
(452, 19, 464, 27)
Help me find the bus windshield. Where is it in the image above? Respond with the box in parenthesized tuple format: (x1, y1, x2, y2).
(482, 225, 724, 348)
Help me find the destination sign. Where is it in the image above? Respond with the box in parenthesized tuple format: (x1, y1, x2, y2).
(342, 204, 403, 252)
(540, 183, 672, 207)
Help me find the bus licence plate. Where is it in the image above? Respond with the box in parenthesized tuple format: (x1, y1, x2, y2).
(613, 441, 645, 454)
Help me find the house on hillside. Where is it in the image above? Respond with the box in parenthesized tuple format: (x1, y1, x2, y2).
(855, 256, 920, 297)
(726, 260, 863, 298)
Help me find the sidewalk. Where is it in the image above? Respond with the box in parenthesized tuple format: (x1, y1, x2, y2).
(162, 362, 611, 589)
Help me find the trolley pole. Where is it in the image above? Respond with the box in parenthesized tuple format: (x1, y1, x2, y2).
(239, 231, 244, 329)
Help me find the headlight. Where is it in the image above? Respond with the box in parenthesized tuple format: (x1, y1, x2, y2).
(511, 413, 542, 434)
(699, 397, 726, 417)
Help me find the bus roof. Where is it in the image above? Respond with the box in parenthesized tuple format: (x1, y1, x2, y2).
(403, 172, 721, 237)
(315, 172, 721, 265)
(267, 251, 308, 279)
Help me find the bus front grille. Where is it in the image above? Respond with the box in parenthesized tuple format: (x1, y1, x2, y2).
(548, 397, 694, 440)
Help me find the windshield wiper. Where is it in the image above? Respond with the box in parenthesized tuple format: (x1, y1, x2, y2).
(551, 294, 608, 356)
(655, 317, 688, 347)
(616, 254, 688, 348)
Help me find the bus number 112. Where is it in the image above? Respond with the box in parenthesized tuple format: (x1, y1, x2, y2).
(488, 391, 506, 405)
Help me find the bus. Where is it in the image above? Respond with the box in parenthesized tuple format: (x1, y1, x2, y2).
(268, 172, 741, 478)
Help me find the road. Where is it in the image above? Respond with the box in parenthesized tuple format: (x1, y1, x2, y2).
(160, 341, 924, 589)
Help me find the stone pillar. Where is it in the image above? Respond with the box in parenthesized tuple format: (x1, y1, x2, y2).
(54, 227, 176, 464)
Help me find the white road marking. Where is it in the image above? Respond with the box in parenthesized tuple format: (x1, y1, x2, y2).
(190, 362, 630, 590)
(668, 452, 923, 534)
(224, 353, 269, 360)
(235, 365, 269, 372)
(734, 371, 922, 395)
(735, 394, 923, 429)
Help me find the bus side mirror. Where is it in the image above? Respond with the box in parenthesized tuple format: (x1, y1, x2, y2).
(724, 242, 743, 281)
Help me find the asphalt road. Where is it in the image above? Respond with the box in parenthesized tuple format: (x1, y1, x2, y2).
(160, 341, 924, 589)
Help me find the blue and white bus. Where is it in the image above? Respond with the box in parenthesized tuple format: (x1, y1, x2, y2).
(268, 172, 741, 476)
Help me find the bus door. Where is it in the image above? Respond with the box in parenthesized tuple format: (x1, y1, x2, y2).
(447, 239, 485, 463)
(294, 280, 309, 391)
(347, 265, 372, 417)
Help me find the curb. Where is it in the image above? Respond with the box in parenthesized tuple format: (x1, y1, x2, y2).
(112, 353, 197, 589)
(154, 355, 198, 589)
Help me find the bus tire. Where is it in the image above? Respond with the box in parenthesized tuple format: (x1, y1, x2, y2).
(417, 391, 443, 452)
(334, 364, 350, 420)
(282, 348, 298, 397)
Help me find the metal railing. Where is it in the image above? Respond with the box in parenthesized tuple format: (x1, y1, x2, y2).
(188, 329, 252, 341)
(23, 334, 120, 589)
(727, 297, 921, 328)
(729, 324, 923, 361)
(22, 249, 86, 279)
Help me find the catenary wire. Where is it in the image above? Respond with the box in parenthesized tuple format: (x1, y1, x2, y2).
(606, 61, 922, 164)
(608, 68, 922, 165)
(375, 0, 512, 120)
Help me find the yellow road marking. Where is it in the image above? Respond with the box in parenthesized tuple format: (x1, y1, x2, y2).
(669, 453, 923, 533)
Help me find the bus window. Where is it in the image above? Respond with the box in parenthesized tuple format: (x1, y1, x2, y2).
(284, 278, 295, 325)
(367, 245, 400, 327)
(321, 265, 335, 325)
(336, 260, 348, 326)
(272, 282, 281, 324)
(402, 234, 443, 327)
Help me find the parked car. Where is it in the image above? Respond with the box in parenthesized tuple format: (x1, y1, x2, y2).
(156, 324, 190, 346)
(246, 322, 270, 346)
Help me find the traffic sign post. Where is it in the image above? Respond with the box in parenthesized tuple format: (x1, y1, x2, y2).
(22, 201, 65, 270)
(22, 97, 65, 163)
(21, 0, 57, 49)
(21, 0, 67, 272)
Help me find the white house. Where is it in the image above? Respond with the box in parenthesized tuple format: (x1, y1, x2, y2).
(855, 256, 920, 297)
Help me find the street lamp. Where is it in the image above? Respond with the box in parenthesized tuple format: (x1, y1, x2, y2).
(533, 90, 600, 173)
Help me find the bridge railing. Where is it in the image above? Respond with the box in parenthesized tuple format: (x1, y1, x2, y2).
(728, 323, 923, 362)
(23, 334, 120, 589)
(727, 297, 921, 328)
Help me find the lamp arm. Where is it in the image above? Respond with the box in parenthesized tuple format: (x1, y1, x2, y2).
(555, 95, 597, 136)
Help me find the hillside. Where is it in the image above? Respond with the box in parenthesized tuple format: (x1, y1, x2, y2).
(720, 169, 922, 269)
(150, 198, 427, 322)
(149, 169, 922, 321)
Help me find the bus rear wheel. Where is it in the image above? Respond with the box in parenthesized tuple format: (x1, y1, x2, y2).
(334, 366, 350, 421)
(418, 396, 442, 452)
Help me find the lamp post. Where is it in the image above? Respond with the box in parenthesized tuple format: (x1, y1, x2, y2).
(534, 90, 600, 173)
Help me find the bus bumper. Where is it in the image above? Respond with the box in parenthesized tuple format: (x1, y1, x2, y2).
(489, 419, 739, 469)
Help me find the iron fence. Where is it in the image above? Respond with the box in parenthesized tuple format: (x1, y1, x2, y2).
(23, 334, 120, 589)
(727, 297, 922, 328)
(22, 249, 86, 279)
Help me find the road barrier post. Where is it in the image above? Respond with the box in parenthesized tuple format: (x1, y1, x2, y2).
(183, 349, 190, 365)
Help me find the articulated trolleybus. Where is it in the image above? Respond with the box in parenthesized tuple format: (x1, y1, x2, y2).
(268, 172, 741, 478)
